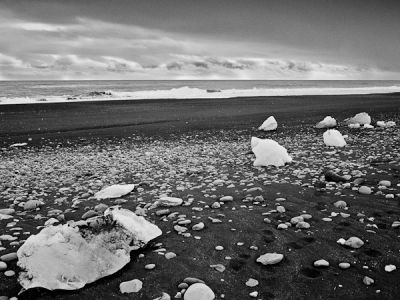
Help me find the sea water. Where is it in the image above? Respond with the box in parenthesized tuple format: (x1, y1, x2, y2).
(1, 80, 399, 105)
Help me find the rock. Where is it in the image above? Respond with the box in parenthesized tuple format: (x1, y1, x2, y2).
(316, 116, 337, 128)
(192, 222, 205, 231)
(120, 279, 143, 293)
(334, 201, 347, 208)
(210, 264, 225, 272)
(353, 178, 365, 186)
(94, 204, 109, 213)
(219, 196, 233, 202)
(323, 129, 346, 147)
(23, 200, 44, 211)
(277, 223, 288, 230)
(384, 264, 396, 272)
(184, 283, 215, 300)
(145, 264, 156, 270)
(358, 186, 372, 195)
(215, 246, 224, 251)
(81, 210, 98, 220)
(183, 277, 205, 284)
(0, 261, 7, 271)
(276, 206, 285, 213)
(245, 278, 259, 287)
(94, 184, 135, 200)
(392, 221, 400, 228)
(325, 170, 348, 182)
(165, 252, 177, 259)
(4, 270, 15, 277)
(345, 112, 371, 125)
(1, 252, 18, 262)
(153, 292, 171, 300)
(17, 206, 162, 291)
(339, 262, 351, 269)
(156, 209, 171, 216)
(211, 202, 221, 209)
(0, 209, 15, 215)
(258, 116, 278, 131)
(178, 283, 189, 289)
(290, 216, 304, 225)
(157, 197, 183, 207)
(256, 253, 283, 265)
(249, 291, 258, 298)
(314, 259, 329, 267)
(363, 276, 374, 286)
(296, 221, 310, 229)
(379, 180, 391, 187)
(344, 237, 364, 249)
(251, 137, 292, 167)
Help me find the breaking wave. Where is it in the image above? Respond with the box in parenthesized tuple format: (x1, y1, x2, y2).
(1, 85, 400, 105)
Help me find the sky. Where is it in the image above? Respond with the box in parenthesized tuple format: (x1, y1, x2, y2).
(0, 0, 399, 80)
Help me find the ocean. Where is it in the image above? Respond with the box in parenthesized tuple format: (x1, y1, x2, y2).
(1, 80, 400, 105)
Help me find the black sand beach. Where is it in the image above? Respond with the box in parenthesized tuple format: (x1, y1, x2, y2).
(1, 94, 400, 300)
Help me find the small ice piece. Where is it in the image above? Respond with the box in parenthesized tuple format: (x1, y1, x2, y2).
(315, 116, 337, 128)
(345, 112, 371, 125)
(258, 116, 278, 131)
(323, 129, 346, 147)
(94, 184, 135, 200)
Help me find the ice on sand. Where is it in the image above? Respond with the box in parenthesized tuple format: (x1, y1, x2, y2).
(258, 116, 278, 131)
(323, 129, 346, 147)
(94, 184, 135, 200)
(251, 137, 292, 167)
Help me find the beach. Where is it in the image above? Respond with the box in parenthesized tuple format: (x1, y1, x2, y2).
(1, 94, 400, 299)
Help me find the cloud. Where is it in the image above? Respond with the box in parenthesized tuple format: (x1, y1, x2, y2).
(0, 8, 398, 80)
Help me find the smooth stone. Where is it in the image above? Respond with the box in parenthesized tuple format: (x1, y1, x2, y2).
(211, 202, 221, 209)
(344, 237, 364, 248)
(358, 186, 372, 195)
(379, 180, 391, 187)
(178, 283, 189, 289)
(215, 246, 224, 251)
(81, 210, 98, 220)
(384, 264, 396, 272)
(245, 278, 259, 287)
(276, 206, 285, 213)
(339, 262, 351, 269)
(363, 276, 374, 286)
(334, 201, 347, 208)
(183, 277, 205, 284)
(4, 270, 15, 277)
(0, 209, 15, 215)
(290, 216, 304, 225)
(256, 253, 283, 265)
(153, 292, 171, 300)
(0, 252, 17, 262)
(165, 252, 177, 259)
(249, 291, 258, 298)
(145, 264, 156, 270)
(277, 224, 288, 230)
(296, 221, 310, 229)
(156, 209, 171, 216)
(192, 222, 205, 231)
(219, 196, 233, 202)
(314, 259, 329, 267)
(120, 279, 143, 293)
(184, 283, 215, 300)
(0, 262, 7, 271)
(158, 197, 183, 207)
(23, 200, 44, 211)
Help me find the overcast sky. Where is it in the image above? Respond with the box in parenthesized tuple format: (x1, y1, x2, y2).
(1, 0, 399, 80)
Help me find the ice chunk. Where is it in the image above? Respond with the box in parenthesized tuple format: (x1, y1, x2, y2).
(258, 116, 277, 131)
(251, 137, 292, 167)
(323, 129, 346, 147)
(315, 116, 337, 128)
(17, 207, 161, 291)
(94, 184, 135, 200)
(345, 112, 371, 125)
(377, 121, 396, 128)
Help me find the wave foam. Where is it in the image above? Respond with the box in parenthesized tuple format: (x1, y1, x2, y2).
(1, 85, 400, 105)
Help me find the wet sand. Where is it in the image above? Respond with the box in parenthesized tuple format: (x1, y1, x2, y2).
(0, 94, 400, 300)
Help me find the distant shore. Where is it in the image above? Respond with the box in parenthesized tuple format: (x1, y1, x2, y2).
(1, 93, 399, 145)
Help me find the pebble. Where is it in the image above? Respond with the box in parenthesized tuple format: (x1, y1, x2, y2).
(249, 291, 258, 298)
(339, 262, 351, 269)
(358, 186, 372, 195)
(153, 292, 171, 300)
(334, 200, 347, 208)
(120, 279, 143, 293)
(215, 246, 224, 251)
(256, 253, 284, 265)
(277, 224, 288, 230)
(0, 252, 18, 262)
(384, 264, 396, 272)
(145, 264, 156, 270)
(296, 221, 310, 229)
(314, 259, 329, 267)
(183, 277, 205, 284)
(178, 283, 189, 289)
(276, 206, 286, 213)
(363, 276, 374, 286)
(165, 252, 177, 259)
(219, 196, 233, 202)
(192, 222, 205, 231)
(0, 262, 7, 271)
(245, 278, 259, 287)
(379, 180, 391, 187)
(344, 237, 364, 248)
(4, 270, 15, 277)
(184, 283, 215, 300)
